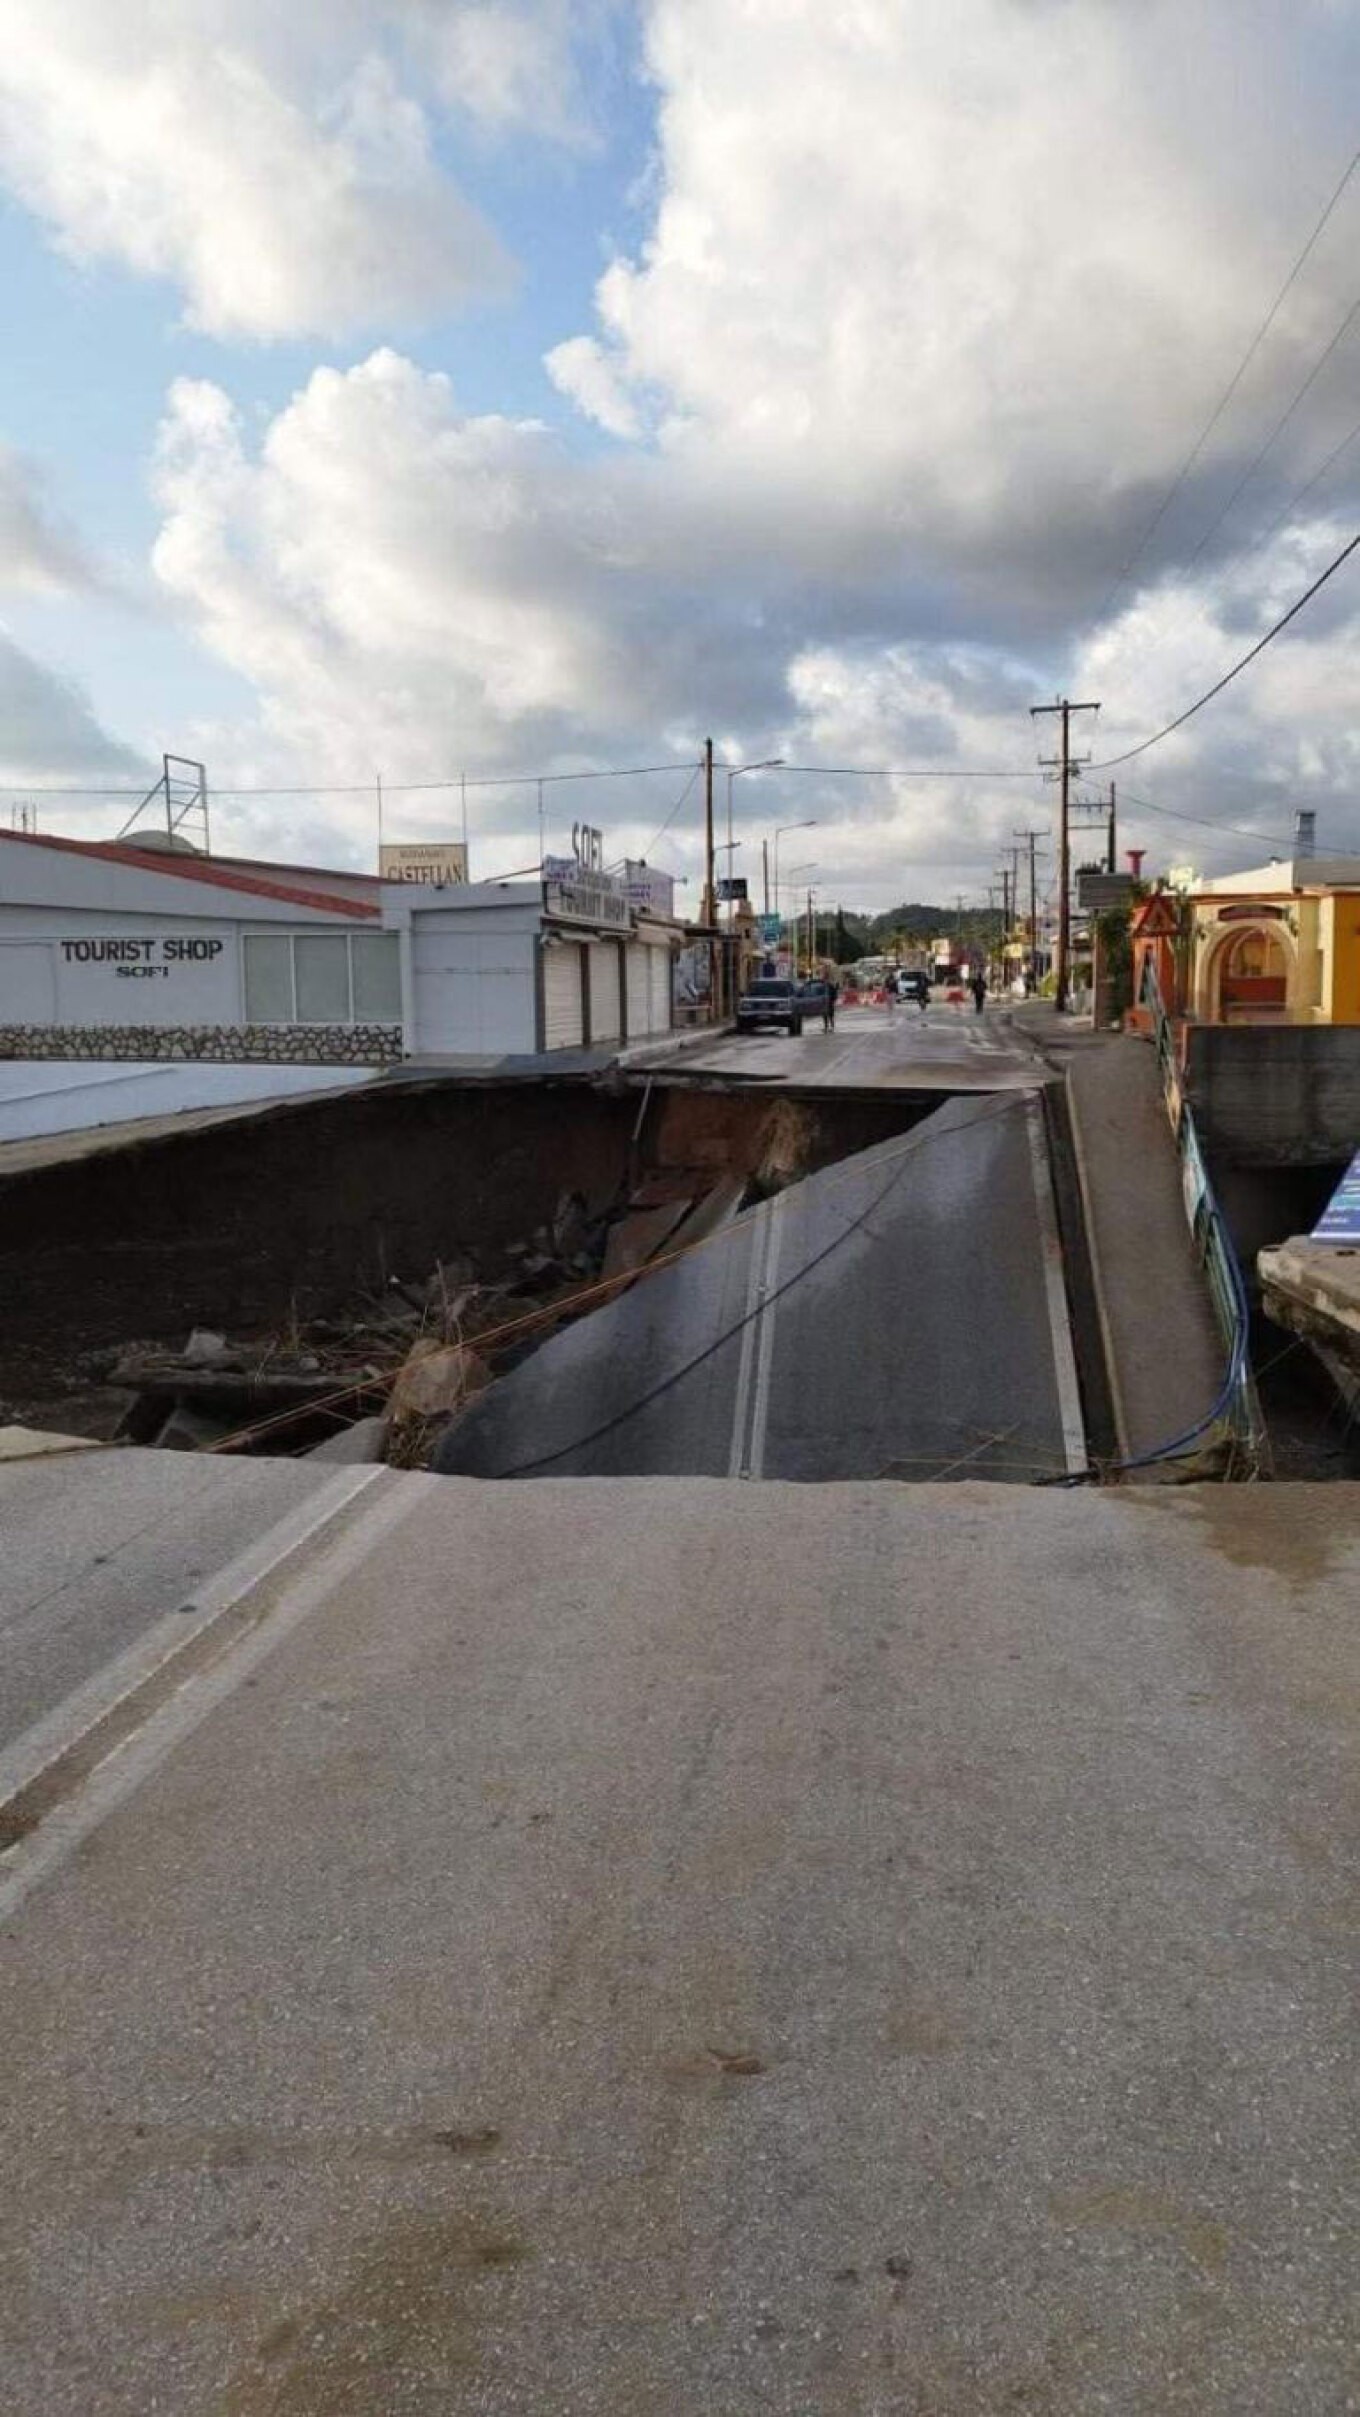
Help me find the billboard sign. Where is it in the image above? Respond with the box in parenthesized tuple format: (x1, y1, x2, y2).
(1313, 1150, 1360, 1242)
(380, 842, 468, 885)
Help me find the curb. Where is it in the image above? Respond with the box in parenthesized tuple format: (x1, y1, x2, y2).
(1059, 1064, 1132, 1465)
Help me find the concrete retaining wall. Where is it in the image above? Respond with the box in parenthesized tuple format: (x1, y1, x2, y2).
(1184, 1023, 1360, 1165)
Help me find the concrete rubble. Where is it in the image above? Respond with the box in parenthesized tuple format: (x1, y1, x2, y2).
(1258, 1233, 1360, 1409)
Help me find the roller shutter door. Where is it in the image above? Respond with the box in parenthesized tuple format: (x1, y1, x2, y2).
(543, 942, 585, 1049)
(588, 940, 622, 1043)
(625, 944, 650, 1038)
(649, 946, 673, 1035)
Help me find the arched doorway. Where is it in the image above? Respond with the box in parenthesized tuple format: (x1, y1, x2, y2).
(1213, 924, 1289, 1022)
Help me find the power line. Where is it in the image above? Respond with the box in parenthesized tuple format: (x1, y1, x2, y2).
(1074, 785, 1286, 846)
(1094, 140, 1360, 623)
(1088, 523, 1360, 769)
(1238, 403, 1360, 557)
(0, 760, 700, 801)
(1180, 287, 1360, 573)
(775, 763, 1036, 779)
(642, 762, 702, 857)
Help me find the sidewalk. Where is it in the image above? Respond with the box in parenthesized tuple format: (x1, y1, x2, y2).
(1008, 1006, 1225, 1461)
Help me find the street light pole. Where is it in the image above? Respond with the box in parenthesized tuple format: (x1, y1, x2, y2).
(772, 819, 817, 931)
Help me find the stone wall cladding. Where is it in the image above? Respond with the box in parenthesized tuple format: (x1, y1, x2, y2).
(0, 1023, 403, 1066)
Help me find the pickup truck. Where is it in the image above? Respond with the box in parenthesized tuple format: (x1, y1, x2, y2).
(736, 978, 803, 1036)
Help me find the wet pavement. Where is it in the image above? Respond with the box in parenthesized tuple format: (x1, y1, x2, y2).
(0, 1460, 1357, 2413)
(436, 1093, 1085, 1482)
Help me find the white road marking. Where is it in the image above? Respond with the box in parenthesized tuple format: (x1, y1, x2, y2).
(0, 1473, 418, 1926)
(1023, 1093, 1087, 1474)
(746, 1192, 787, 1479)
(727, 1210, 772, 1477)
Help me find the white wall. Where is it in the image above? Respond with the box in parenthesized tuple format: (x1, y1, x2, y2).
(0, 1059, 378, 1144)
(409, 915, 539, 1055)
(0, 925, 244, 1026)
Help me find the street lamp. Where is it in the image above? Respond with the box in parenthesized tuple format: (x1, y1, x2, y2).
(783, 860, 817, 965)
(771, 820, 817, 924)
(724, 759, 784, 922)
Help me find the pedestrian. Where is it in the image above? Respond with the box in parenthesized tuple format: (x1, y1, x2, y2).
(823, 974, 838, 1032)
(970, 972, 987, 1014)
(884, 967, 896, 1010)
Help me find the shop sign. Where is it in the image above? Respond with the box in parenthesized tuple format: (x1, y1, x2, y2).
(625, 861, 675, 918)
(1314, 1150, 1360, 1242)
(58, 935, 225, 982)
(543, 868, 630, 928)
(379, 842, 468, 884)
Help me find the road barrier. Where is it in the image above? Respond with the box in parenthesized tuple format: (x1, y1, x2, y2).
(1137, 960, 1266, 1473)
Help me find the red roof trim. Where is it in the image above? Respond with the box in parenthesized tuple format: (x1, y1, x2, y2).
(0, 828, 379, 920)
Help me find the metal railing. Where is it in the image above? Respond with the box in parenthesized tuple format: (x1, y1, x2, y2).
(1136, 958, 1265, 1472)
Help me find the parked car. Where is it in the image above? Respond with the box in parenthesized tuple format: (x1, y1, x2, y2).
(737, 977, 803, 1035)
(797, 977, 830, 1014)
(896, 970, 930, 1005)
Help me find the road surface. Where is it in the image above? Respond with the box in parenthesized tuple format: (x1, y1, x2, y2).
(639, 995, 1044, 1090)
(437, 1091, 1085, 1481)
(0, 1448, 346, 1757)
(0, 1455, 1356, 2412)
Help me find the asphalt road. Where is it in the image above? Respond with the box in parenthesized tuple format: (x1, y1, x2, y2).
(437, 1091, 1085, 1481)
(0, 1450, 344, 1756)
(0, 1459, 1356, 2412)
(644, 995, 1044, 1089)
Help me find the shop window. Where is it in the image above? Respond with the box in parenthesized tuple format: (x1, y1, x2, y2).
(295, 934, 350, 1023)
(243, 934, 293, 1022)
(352, 932, 401, 1019)
(242, 931, 401, 1025)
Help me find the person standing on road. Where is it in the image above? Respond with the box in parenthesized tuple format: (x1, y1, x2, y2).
(884, 967, 896, 1011)
(823, 974, 839, 1032)
(970, 972, 987, 1014)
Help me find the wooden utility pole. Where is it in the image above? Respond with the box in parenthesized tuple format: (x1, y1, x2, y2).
(702, 736, 717, 1016)
(702, 736, 715, 926)
(1106, 781, 1117, 876)
(1013, 826, 1045, 984)
(1031, 698, 1099, 1010)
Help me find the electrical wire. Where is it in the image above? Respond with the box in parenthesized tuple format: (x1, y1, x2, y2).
(1094, 140, 1360, 623)
(1, 761, 700, 801)
(1239, 404, 1360, 557)
(1073, 785, 1287, 847)
(1181, 287, 1360, 573)
(486, 1097, 1038, 1480)
(775, 763, 1036, 779)
(642, 762, 702, 857)
(1088, 524, 1360, 769)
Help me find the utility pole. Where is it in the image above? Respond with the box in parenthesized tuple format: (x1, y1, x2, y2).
(702, 736, 715, 927)
(1106, 781, 1117, 876)
(702, 736, 717, 1017)
(1031, 697, 1099, 1010)
(762, 838, 770, 916)
(1013, 827, 1045, 985)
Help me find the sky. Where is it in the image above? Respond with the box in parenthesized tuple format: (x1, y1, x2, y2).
(3, 0, 1360, 919)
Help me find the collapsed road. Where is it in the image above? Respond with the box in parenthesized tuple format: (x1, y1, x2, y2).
(436, 1092, 1090, 1482)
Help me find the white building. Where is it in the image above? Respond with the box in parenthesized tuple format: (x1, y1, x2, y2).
(0, 830, 681, 1067)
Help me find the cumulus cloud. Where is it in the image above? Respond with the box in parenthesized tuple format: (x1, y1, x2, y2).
(0, 1, 527, 339)
(561, 0, 1360, 602)
(101, 0, 1360, 898)
(0, 629, 148, 786)
(403, 0, 612, 145)
(0, 447, 99, 595)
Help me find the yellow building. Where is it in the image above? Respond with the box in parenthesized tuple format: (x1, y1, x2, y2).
(1185, 855, 1360, 1026)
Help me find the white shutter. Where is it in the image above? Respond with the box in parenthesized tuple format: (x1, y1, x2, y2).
(625, 944, 650, 1038)
(543, 943, 584, 1049)
(650, 945, 672, 1034)
(588, 940, 622, 1043)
